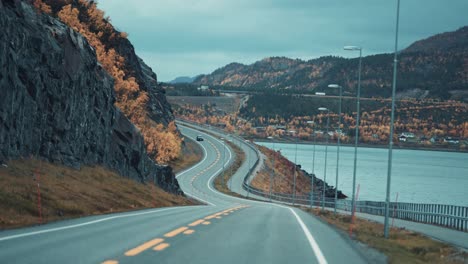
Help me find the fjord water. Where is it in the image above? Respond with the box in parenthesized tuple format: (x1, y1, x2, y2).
(257, 142, 468, 206)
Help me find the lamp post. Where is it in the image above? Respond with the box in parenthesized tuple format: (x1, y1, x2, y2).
(220, 137, 226, 187)
(344, 45, 363, 217)
(228, 136, 233, 190)
(306, 120, 315, 208)
(328, 84, 342, 214)
(318, 107, 330, 210)
(289, 130, 298, 205)
(267, 136, 275, 202)
(384, 0, 401, 239)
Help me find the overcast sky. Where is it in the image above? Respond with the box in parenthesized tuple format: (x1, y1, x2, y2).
(98, 0, 468, 82)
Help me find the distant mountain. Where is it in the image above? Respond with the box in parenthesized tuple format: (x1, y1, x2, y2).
(194, 26, 468, 101)
(404, 26, 468, 53)
(169, 76, 196, 84)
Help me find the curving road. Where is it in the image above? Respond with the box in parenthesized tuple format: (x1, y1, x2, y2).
(0, 124, 368, 264)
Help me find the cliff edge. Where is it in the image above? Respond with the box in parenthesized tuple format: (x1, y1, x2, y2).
(0, 0, 181, 193)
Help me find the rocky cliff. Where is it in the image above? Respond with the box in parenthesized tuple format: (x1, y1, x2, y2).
(106, 31, 175, 126)
(194, 27, 468, 101)
(0, 0, 181, 193)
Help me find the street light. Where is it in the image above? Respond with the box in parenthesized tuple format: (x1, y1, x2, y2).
(220, 137, 226, 187)
(306, 120, 316, 208)
(288, 130, 298, 205)
(344, 45, 362, 218)
(267, 136, 275, 202)
(384, 0, 401, 239)
(328, 84, 342, 214)
(318, 107, 330, 211)
(227, 136, 233, 190)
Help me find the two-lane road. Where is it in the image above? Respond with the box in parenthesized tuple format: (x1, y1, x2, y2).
(0, 124, 368, 264)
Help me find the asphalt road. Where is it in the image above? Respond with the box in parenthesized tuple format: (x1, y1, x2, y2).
(0, 124, 368, 264)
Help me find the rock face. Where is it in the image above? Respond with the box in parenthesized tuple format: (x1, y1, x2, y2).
(0, 0, 181, 194)
(102, 29, 175, 127)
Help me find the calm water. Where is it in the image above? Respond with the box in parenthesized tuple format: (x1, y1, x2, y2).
(257, 142, 468, 206)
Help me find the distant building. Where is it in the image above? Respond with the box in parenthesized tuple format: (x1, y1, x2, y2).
(198, 85, 209, 91)
(444, 137, 459, 144)
(398, 135, 407, 142)
(400, 132, 415, 138)
(273, 125, 286, 130)
(336, 129, 345, 136)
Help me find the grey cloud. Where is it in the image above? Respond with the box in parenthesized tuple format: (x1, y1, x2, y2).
(99, 0, 468, 81)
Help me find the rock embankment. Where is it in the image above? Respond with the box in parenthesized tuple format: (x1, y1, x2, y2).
(300, 168, 347, 199)
(0, 0, 180, 194)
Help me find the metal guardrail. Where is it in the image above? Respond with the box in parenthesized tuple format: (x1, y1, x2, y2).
(242, 181, 468, 232)
(176, 119, 468, 232)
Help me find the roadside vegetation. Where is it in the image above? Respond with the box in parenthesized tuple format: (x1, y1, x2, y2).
(307, 208, 467, 264)
(251, 145, 313, 196)
(213, 141, 245, 198)
(0, 159, 194, 229)
(168, 136, 204, 174)
(170, 92, 467, 152)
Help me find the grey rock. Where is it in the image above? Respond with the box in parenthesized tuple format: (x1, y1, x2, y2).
(0, 0, 182, 194)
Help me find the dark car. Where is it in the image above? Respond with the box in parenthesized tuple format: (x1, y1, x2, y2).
(196, 135, 204, 141)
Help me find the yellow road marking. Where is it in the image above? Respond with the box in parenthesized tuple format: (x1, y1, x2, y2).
(204, 214, 218, 220)
(154, 243, 170, 251)
(164, 227, 189, 238)
(202, 221, 211, 225)
(215, 216, 222, 219)
(188, 219, 205, 227)
(102, 261, 118, 264)
(183, 229, 195, 235)
(125, 238, 164, 256)
(223, 213, 229, 216)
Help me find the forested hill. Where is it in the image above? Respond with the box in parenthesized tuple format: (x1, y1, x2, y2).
(194, 26, 468, 102)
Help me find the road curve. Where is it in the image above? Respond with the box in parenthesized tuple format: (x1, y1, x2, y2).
(0, 124, 367, 264)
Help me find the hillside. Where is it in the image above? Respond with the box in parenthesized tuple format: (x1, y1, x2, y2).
(170, 76, 196, 84)
(0, 159, 193, 229)
(0, 1, 181, 192)
(33, 0, 182, 164)
(194, 27, 468, 101)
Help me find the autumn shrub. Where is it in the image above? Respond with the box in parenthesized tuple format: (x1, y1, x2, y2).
(31, 0, 181, 164)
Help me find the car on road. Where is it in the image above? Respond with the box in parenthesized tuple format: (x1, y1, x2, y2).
(196, 135, 204, 141)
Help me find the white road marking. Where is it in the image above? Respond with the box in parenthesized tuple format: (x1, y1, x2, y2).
(176, 127, 218, 206)
(178, 123, 329, 263)
(0, 207, 195, 242)
(289, 208, 328, 264)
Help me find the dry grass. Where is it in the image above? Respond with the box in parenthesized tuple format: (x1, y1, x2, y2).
(213, 141, 246, 198)
(251, 145, 312, 196)
(306, 208, 467, 264)
(168, 136, 203, 174)
(0, 159, 194, 229)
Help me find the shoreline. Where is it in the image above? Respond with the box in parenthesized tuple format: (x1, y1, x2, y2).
(252, 137, 468, 154)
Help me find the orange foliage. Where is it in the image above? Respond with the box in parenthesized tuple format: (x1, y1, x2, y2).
(142, 122, 182, 164)
(33, 0, 51, 14)
(34, 0, 181, 164)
